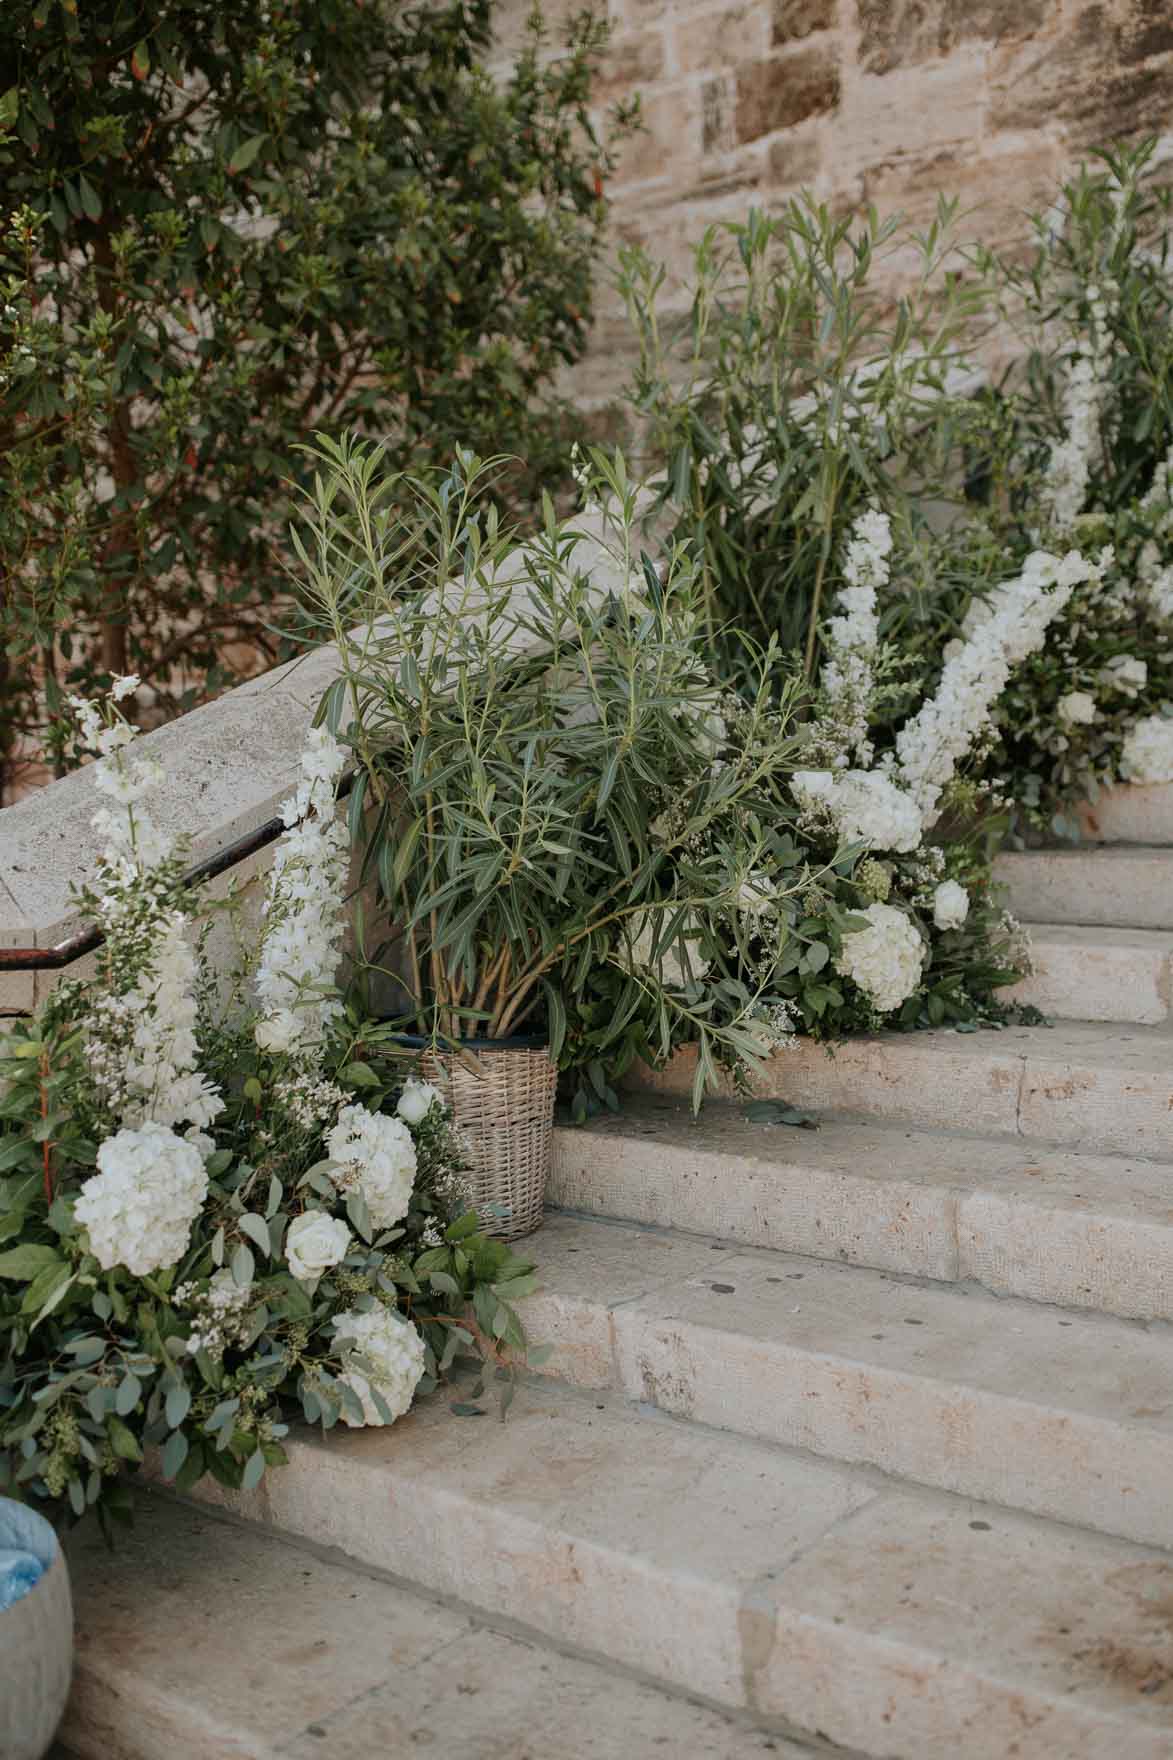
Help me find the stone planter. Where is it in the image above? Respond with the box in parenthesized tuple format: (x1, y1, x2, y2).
(0, 1500, 73, 1760)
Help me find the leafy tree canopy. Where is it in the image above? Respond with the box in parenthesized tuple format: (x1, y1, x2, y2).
(0, 0, 626, 793)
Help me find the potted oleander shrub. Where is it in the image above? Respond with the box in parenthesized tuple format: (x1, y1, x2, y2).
(295, 437, 818, 1220)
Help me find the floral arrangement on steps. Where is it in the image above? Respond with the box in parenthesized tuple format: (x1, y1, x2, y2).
(966, 143, 1173, 834)
(293, 439, 1037, 1124)
(617, 145, 1173, 846)
(0, 687, 535, 1534)
(618, 502, 1086, 1043)
(753, 505, 1109, 1028)
(295, 436, 837, 1125)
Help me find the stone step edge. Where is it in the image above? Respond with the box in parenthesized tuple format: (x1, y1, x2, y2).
(1077, 781, 1173, 843)
(548, 1107, 1173, 1322)
(1006, 923, 1173, 1025)
(626, 1023, 1173, 1163)
(995, 846, 1173, 931)
(182, 1387, 1173, 1760)
(517, 1213, 1173, 1550)
(61, 1492, 829, 1760)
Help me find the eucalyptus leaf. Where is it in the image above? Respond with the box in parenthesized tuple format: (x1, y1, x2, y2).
(742, 1100, 819, 1130)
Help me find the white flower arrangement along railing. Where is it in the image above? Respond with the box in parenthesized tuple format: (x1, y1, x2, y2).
(789, 508, 1107, 1017)
(0, 686, 535, 1528)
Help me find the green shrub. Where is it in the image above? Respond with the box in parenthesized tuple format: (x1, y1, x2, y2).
(963, 141, 1173, 832)
(295, 435, 814, 1113)
(0, 0, 630, 796)
(617, 198, 980, 686)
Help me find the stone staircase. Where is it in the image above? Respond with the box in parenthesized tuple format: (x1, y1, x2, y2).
(59, 789, 1173, 1760)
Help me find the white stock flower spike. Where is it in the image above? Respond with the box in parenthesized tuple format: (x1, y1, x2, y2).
(254, 726, 349, 1061)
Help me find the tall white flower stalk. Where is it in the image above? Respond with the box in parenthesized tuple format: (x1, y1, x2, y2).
(819, 506, 890, 767)
(1137, 441, 1173, 622)
(254, 725, 349, 1061)
(1037, 283, 1115, 537)
(891, 549, 1099, 823)
(73, 683, 224, 1136)
(890, 548, 1106, 825)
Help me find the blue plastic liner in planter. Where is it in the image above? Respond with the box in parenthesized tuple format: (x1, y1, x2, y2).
(0, 1502, 55, 1612)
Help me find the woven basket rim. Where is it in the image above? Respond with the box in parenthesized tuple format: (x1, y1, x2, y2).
(388, 1029, 550, 1054)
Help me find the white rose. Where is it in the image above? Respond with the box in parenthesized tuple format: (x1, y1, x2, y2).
(254, 1010, 301, 1054)
(932, 880, 970, 931)
(1057, 690, 1097, 726)
(396, 1079, 443, 1128)
(285, 1211, 351, 1283)
(1100, 655, 1148, 697)
(736, 872, 777, 916)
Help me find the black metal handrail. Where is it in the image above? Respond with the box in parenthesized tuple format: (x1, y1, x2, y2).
(0, 772, 356, 973)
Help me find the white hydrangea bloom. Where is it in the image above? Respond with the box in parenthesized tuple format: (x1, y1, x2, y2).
(332, 1304, 427, 1427)
(326, 1104, 417, 1230)
(835, 903, 925, 1014)
(1057, 690, 1098, 725)
(1119, 716, 1173, 784)
(792, 768, 923, 855)
(892, 548, 1103, 825)
(1099, 654, 1148, 697)
(75, 1123, 208, 1276)
(820, 507, 891, 767)
(254, 727, 349, 1061)
(284, 1211, 352, 1283)
(1140, 554, 1173, 622)
(932, 880, 970, 931)
(397, 1079, 442, 1127)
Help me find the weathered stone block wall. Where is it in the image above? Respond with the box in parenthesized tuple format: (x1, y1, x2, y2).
(492, 0, 1173, 410)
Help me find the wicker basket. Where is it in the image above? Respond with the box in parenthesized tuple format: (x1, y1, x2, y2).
(421, 1042, 556, 1240)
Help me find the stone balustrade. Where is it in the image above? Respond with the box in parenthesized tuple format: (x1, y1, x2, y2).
(0, 504, 632, 1015)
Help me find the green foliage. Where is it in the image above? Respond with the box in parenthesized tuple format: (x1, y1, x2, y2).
(295, 433, 838, 1111)
(0, 0, 630, 795)
(962, 141, 1173, 833)
(296, 434, 1027, 1116)
(617, 148, 1173, 840)
(617, 197, 983, 684)
(0, 1005, 534, 1532)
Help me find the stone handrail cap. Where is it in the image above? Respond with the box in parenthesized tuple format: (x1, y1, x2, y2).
(0, 500, 635, 951)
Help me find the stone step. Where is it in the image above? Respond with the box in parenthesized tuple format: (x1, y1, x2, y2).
(630, 1022, 1173, 1162)
(995, 846, 1173, 930)
(550, 1099, 1173, 1321)
(1010, 923, 1173, 1023)
(1078, 782, 1173, 845)
(62, 1494, 811, 1760)
(190, 1382, 1173, 1759)
(520, 1214, 1173, 1549)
